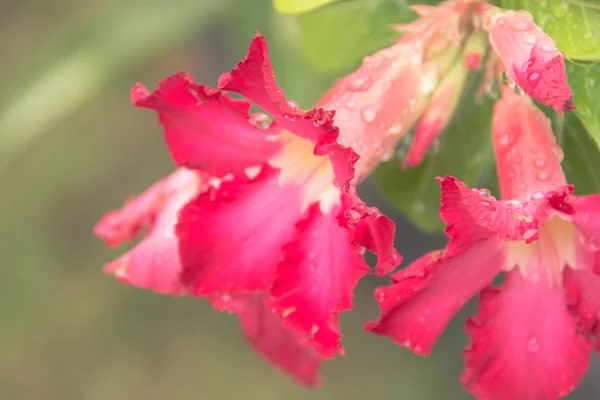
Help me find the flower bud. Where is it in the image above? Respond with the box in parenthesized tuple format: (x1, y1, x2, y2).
(488, 9, 575, 113)
(404, 52, 469, 168)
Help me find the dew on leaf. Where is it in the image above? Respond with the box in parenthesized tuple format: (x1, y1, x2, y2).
(550, 1, 569, 19)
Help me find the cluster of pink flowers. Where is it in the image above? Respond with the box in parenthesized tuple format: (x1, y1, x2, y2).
(96, 1, 599, 398)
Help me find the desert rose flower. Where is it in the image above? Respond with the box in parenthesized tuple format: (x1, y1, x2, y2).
(367, 86, 599, 400)
(96, 34, 401, 383)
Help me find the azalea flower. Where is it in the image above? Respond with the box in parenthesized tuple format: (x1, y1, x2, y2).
(96, 34, 401, 383)
(487, 8, 575, 113)
(367, 86, 599, 399)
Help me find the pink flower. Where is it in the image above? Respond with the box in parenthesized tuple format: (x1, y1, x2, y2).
(320, 0, 480, 173)
(96, 170, 321, 385)
(367, 87, 599, 399)
(488, 9, 575, 114)
(95, 168, 203, 295)
(96, 34, 401, 382)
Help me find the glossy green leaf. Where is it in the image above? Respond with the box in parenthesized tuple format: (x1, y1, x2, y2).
(296, 0, 415, 74)
(502, 0, 600, 61)
(567, 61, 600, 147)
(553, 111, 600, 194)
(370, 72, 495, 233)
(273, 0, 343, 14)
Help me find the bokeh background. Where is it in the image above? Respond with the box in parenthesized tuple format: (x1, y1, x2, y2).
(1, 0, 598, 399)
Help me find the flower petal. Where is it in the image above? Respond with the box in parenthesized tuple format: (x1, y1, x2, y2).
(342, 190, 402, 276)
(316, 41, 430, 181)
(218, 34, 339, 148)
(217, 34, 293, 121)
(489, 11, 574, 113)
(404, 54, 468, 168)
(564, 267, 600, 335)
(177, 167, 304, 295)
(462, 270, 591, 400)
(235, 294, 322, 387)
(95, 169, 202, 295)
(492, 86, 566, 201)
(269, 204, 370, 358)
(366, 239, 503, 355)
(438, 176, 540, 248)
(131, 72, 279, 177)
(568, 194, 600, 251)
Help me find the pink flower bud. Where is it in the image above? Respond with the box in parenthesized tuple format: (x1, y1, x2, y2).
(488, 10, 575, 113)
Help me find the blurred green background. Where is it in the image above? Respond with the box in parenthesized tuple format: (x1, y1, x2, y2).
(1, 0, 598, 399)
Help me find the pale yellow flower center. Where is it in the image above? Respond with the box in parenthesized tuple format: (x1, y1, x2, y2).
(268, 130, 340, 214)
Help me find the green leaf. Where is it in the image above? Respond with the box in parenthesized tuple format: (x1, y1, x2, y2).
(555, 111, 600, 194)
(501, 0, 600, 61)
(273, 0, 343, 14)
(296, 0, 415, 74)
(370, 72, 495, 233)
(567, 61, 600, 147)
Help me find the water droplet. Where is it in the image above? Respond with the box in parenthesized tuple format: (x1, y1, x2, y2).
(511, 19, 528, 31)
(389, 124, 403, 134)
(307, 252, 315, 260)
(515, 155, 523, 164)
(523, 33, 536, 45)
(372, 58, 383, 69)
(478, 189, 491, 197)
(527, 336, 540, 352)
(392, 59, 404, 68)
(419, 73, 438, 94)
(531, 191, 545, 199)
(287, 100, 298, 109)
(528, 72, 540, 81)
(551, 1, 569, 19)
(496, 17, 506, 27)
(537, 171, 551, 181)
(348, 76, 373, 91)
(410, 54, 421, 64)
(523, 229, 538, 242)
(534, 159, 546, 168)
(540, 44, 554, 53)
(517, 182, 528, 191)
(345, 100, 356, 110)
(361, 107, 376, 123)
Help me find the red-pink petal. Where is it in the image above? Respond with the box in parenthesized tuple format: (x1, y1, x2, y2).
(568, 194, 600, 251)
(492, 86, 566, 200)
(95, 169, 202, 295)
(564, 267, 600, 336)
(132, 72, 279, 177)
(342, 190, 402, 276)
(316, 42, 429, 181)
(177, 167, 304, 295)
(462, 270, 591, 400)
(404, 56, 467, 168)
(217, 34, 293, 121)
(366, 239, 503, 355)
(218, 34, 339, 148)
(236, 294, 322, 387)
(438, 176, 540, 248)
(489, 11, 574, 113)
(269, 204, 371, 358)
